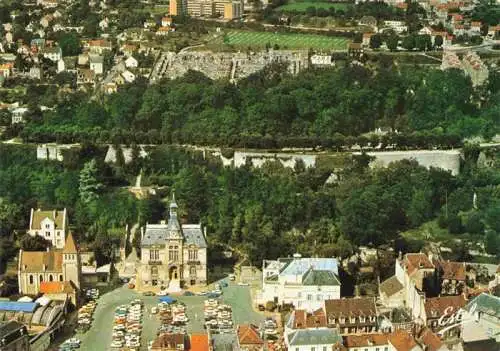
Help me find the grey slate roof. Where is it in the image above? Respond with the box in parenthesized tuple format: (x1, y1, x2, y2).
(183, 224, 207, 248)
(142, 224, 169, 246)
(287, 328, 341, 346)
(302, 269, 340, 286)
(212, 332, 238, 351)
(465, 293, 500, 319)
(142, 223, 207, 248)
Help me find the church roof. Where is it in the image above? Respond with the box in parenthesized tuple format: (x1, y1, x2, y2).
(20, 250, 63, 272)
(63, 232, 77, 253)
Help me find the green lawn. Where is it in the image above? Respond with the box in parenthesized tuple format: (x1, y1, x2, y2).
(224, 30, 349, 50)
(277, 1, 349, 11)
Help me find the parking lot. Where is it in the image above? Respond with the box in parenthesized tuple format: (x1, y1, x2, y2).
(72, 281, 263, 351)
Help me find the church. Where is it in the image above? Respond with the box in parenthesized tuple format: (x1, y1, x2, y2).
(18, 232, 80, 303)
(137, 195, 207, 290)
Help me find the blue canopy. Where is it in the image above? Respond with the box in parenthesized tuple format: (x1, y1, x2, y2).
(0, 301, 38, 312)
(159, 296, 176, 303)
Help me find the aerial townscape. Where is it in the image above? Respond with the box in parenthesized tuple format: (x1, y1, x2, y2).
(0, 0, 499, 348)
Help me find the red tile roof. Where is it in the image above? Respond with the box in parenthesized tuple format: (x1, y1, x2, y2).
(324, 297, 377, 318)
(40, 281, 76, 294)
(152, 333, 185, 349)
(388, 330, 418, 351)
(291, 309, 327, 329)
(403, 253, 434, 275)
(436, 260, 466, 281)
(418, 327, 444, 351)
(237, 325, 264, 345)
(190, 334, 209, 351)
(343, 334, 389, 348)
(424, 295, 467, 319)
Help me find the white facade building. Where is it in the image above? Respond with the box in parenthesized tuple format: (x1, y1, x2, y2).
(383, 20, 408, 34)
(125, 56, 138, 68)
(259, 256, 340, 311)
(310, 54, 334, 66)
(28, 208, 68, 249)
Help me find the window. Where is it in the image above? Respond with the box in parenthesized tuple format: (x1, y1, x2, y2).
(190, 266, 197, 276)
(49, 275, 53, 282)
(317, 294, 322, 301)
(188, 249, 198, 261)
(376, 348, 380, 351)
(307, 294, 312, 301)
(311, 347, 315, 351)
(45, 232, 50, 237)
(168, 246, 179, 261)
(384, 347, 388, 351)
(39, 275, 43, 282)
(29, 275, 34, 284)
(59, 275, 63, 281)
(150, 250, 159, 261)
(45, 224, 50, 229)
(57, 232, 60, 236)
(295, 348, 299, 351)
(298, 292, 302, 298)
(322, 347, 326, 351)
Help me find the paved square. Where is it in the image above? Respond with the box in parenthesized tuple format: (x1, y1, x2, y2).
(72, 282, 264, 351)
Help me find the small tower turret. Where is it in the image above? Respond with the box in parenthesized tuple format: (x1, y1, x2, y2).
(62, 232, 80, 289)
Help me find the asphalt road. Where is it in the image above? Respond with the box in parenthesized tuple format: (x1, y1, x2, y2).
(71, 281, 263, 351)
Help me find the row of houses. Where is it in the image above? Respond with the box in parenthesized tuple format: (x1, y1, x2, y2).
(255, 251, 500, 350)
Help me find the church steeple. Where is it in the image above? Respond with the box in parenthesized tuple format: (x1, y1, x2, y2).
(169, 191, 178, 218)
(167, 191, 182, 238)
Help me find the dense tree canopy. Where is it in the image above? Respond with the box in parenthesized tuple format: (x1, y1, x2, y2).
(16, 64, 499, 148)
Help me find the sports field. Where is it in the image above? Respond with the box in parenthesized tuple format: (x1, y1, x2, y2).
(224, 31, 350, 50)
(277, 1, 349, 11)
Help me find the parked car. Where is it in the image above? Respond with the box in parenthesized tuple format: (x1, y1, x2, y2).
(142, 291, 155, 296)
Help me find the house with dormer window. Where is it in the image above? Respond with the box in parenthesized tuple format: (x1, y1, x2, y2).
(324, 298, 378, 335)
(28, 208, 68, 249)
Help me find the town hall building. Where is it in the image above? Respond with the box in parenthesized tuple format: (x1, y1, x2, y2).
(137, 195, 207, 290)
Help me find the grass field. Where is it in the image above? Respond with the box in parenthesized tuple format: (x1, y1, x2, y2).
(277, 1, 349, 11)
(224, 30, 350, 50)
